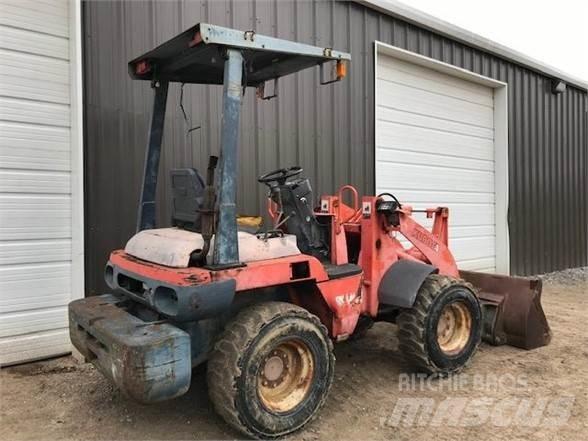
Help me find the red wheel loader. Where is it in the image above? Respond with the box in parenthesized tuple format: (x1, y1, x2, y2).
(70, 23, 551, 439)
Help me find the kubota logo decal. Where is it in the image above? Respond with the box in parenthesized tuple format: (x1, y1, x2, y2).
(413, 228, 440, 252)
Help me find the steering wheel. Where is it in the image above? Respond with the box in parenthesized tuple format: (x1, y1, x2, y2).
(258, 166, 303, 185)
(377, 192, 402, 208)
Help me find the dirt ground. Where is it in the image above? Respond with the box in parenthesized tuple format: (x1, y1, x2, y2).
(1, 272, 586, 441)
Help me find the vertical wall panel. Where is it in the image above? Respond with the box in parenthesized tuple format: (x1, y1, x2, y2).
(83, 0, 588, 294)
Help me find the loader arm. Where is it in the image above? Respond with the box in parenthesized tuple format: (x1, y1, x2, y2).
(394, 205, 551, 350)
(396, 207, 459, 278)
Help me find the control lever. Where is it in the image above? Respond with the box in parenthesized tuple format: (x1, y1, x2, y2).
(191, 156, 218, 264)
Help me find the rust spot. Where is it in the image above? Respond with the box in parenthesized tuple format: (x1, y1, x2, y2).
(185, 274, 207, 285)
(210, 267, 242, 282)
(120, 252, 160, 269)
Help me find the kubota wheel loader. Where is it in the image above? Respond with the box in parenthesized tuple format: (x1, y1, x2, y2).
(70, 23, 551, 439)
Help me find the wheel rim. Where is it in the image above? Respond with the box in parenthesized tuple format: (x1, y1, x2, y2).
(257, 339, 314, 413)
(436, 301, 472, 355)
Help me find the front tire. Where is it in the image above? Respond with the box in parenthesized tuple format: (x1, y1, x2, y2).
(207, 302, 335, 439)
(397, 274, 482, 376)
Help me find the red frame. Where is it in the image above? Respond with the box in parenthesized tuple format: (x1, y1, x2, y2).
(111, 186, 458, 340)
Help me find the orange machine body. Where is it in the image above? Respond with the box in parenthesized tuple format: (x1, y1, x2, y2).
(111, 186, 457, 340)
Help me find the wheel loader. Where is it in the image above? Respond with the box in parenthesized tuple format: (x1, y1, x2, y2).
(70, 23, 551, 439)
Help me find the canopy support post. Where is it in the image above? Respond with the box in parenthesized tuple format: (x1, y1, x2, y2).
(137, 80, 169, 232)
(212, 49, 243, 267)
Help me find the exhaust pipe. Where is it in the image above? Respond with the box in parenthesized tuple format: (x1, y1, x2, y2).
(460, 270, 552, 350)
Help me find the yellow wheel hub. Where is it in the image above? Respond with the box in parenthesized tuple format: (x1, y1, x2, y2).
(258, 339, 314, 413)
(436, 301, 472, 355)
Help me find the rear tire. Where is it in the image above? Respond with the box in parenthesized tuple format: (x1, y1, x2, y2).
(397, 274, 482, 376)
(207, 301, 335, 439)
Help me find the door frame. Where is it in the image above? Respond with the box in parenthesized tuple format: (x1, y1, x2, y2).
(70, 0, 85, 355)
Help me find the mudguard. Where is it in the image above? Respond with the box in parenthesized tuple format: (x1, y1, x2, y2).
(378, 260, 437, 308)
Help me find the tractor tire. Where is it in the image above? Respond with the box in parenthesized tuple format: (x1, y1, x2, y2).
(397, 274, 482, 376)
(207, 301, 335, 439)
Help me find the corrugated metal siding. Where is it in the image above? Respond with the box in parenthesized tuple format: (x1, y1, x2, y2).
(82, 0, 587, 294)
(0, 0, 73, 364)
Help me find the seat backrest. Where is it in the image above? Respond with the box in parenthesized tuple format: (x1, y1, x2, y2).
(170, 168, 205, 232)
(269, 177, 329, 260)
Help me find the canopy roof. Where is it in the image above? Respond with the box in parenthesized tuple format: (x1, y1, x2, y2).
(129, 23, 351, 86)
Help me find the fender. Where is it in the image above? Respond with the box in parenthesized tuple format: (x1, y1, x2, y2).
(378, 260, 437, 308)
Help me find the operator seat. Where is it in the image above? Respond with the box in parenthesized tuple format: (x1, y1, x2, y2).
(170, 168, 205, 232)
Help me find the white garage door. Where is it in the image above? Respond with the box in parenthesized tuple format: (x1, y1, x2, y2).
(375, 45, 507, 273)
(0, 0, 83, 365)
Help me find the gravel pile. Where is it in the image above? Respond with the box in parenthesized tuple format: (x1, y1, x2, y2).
(538, 266, 588, 285)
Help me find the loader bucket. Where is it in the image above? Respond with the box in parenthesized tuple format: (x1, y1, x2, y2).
(460, 270, 552, 350)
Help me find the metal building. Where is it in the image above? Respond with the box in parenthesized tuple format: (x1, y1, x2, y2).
(81, 0, 587, 296)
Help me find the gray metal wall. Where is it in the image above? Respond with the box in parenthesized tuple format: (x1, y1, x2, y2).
(83, 0, 587, 294)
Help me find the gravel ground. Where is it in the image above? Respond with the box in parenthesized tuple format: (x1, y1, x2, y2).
(1, 269, 586, 441)
(538, 266, 587, 285)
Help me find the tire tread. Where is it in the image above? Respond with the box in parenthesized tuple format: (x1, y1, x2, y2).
(207, 301, 333, 438)
(397, 274, 479, 376)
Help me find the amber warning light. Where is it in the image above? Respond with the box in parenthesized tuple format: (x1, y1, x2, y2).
(336, 60, 347, 80)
